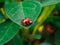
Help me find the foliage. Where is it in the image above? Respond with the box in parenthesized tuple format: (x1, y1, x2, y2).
(0, 0, 60, 45)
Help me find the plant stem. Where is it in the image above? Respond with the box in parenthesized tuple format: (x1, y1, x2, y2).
(0, 8, 8, 19)
(32, 5, 56, 35)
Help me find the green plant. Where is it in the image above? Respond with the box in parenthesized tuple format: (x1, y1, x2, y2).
(0, 0, 60, 45)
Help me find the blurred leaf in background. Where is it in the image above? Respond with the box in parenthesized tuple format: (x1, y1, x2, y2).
(0, 20, 20, 44)
(5, 34, 23, 45)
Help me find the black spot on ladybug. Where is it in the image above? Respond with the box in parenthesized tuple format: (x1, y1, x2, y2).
(21, 18, 32, 26)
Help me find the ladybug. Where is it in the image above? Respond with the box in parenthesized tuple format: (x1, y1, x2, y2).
(21, 18, 32, 26)
(45, 25, 55, 35)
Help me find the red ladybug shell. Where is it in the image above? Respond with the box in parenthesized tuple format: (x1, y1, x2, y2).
(21, 18, 32, 26)
(45, 25, 55, 35)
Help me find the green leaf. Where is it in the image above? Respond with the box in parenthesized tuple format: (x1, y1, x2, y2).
(40, 0, 60, 7)
(54, 19, 60, 45)
(0, 20, 20, 44)
(0, 0, 12, 2)
(56, 3, 60, 10)
(5, 34, 23, 45)
(5, 1, 42, 28)
(31, 34, 41, 39)
(55, 29, 60, 45)
(54, 21, 60, 29)
(40, 42, 52, 45)
(0, 11, 6, 24)
(23, 0, 37, 1)
(0, 0, 5, 2)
